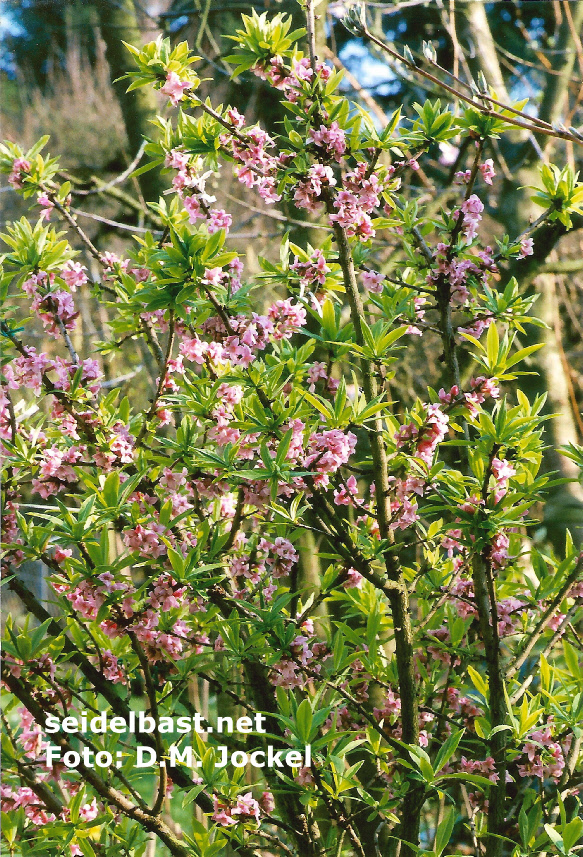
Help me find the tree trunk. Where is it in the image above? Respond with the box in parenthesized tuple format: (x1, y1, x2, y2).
(95, 0, 166, 202)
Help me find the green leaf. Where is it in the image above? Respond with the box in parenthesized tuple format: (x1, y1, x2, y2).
(563, 640, 580, 678)
(467, 665, 488, 698)
(295, 699, 313, 744)
(486, 321, 499, 367)
(563, 818, 583, 853)
(438, 772, 494, 788)
(544, 824, 564, 849)
(435, 806, 456, 857)
(434, 728, 464, 774)
(102, 471, 120, 507)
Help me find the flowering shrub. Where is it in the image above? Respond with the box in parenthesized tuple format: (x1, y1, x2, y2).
(1, 9, 583, 857)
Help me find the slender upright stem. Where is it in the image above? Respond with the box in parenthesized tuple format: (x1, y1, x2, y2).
(331, 219, 421, 855)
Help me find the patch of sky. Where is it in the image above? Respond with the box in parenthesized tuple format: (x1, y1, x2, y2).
(168, 15, 189, 34)
(508, 79, 540, 118)
(0, 11, 22, 75)
(339, 41, 398, 97)
(528, 17, 546, 43)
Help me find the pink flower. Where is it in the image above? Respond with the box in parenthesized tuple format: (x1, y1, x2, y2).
(479, 159, 496, 185)
(208, 209, 232, 234)
(460, 194, 484, 243)
(491, 457, 516, 501)
(212, 796, 237, 826)
(518, 237, 534, 259)
(296, 766, 315, 785)
(61, 260, 88, 291)
(490, 531, 511, 569)
(345, 568, 363, 589)
(99, 650, 126, 684)
(79, 798, 99, 822)
(183, 195, 203, 223)
(362, 270, 384, 293)
(309, 121, 346, 161)
(259, 791, 275, 813)
(123, 523, 166, 558)
(460, 756, 499, 783)
(290, 249, 330, 288)
(165, 148, 190, 170)
(8, 157, 31, 189)
(304, 428, 357, 486)
(160, 71, 192, 106)
(37, 192, 54, 221)
(232, 792, 260, 822)
(334, 475, 358, 506)
(203, 267, 225, 287)
(267, 299, 306, 339)
(454, 169, 472, 185)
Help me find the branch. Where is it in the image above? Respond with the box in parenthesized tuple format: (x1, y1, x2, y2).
(5, 576, 213, 808)
(1, 669, 192, 857)
(357, 22, 583, 145)
(506, 554, 583, 680)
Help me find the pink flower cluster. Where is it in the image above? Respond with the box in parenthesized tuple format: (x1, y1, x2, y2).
(1, 784, 55, 826)
(37, 191, 54, 221)
(3, 347, 101, 399)
(406, 296, 427, 335)
(221, 121, 282, 204)
(123, 522, 167, 558)
(373, 687, 402, 721)
(93, 650, 126, 684)
(454, 159, 495, 186)
(290, 249, 330, 288)
(230, 537, 298, 592)
(0, 386, 14, 441)
(306, 362, 338, 394)
(160, 71, 192, 106)
(518, 723, 567, 782)
(333, 474, 358, 506)
(460, 755, 499, 782)
(251, 55, 330, 103)
(309, 121, 346, 161)
(388, 475, 425, 530)
(164, 149, 233, 234)
(294, 164, 336, 212)
(95, 421, 135, 470)
(362, 269, 384, 293)
(490, 457, 516, 503)
(32, 444, 82, 498)
(21, 269, 81, 339)
(395, 404, 449, 465)
(267, 299, 307, 338)
(18, 707, 48, 759)
(459, 194, 484, 243)
(8, 157, 31, 189)
(429, 242, 488, 305)
(212, 792, 260, 826)
(329, 162, 385, 239)
(304, 428, 357, 487)
(61, 260, 89, 290)
(489, 531, 511, 569)
(518, 237, 534, 259)
(180, 299, 305, 372)
(438, 375, 500, 419)
(445, 687, 483, 728)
